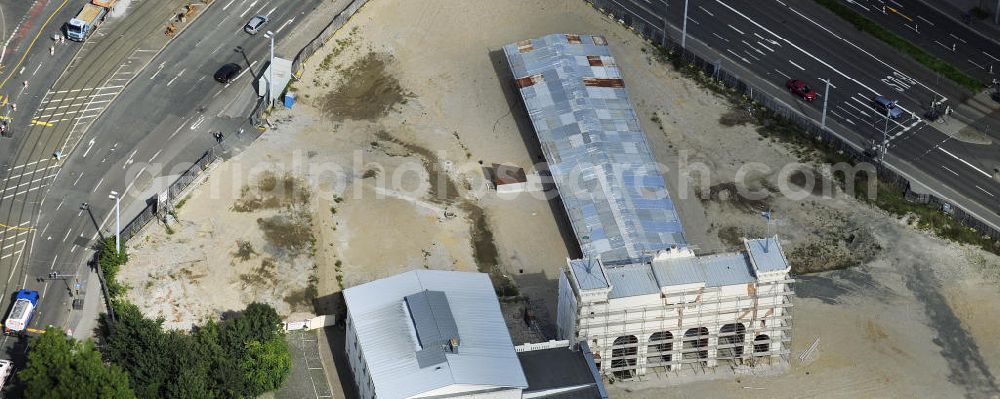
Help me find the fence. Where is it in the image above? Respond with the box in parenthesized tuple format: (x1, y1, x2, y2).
(585, 0, 1000, 240)
(249, 0, 371, 127)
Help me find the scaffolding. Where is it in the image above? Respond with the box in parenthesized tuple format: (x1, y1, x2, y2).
(573, 278, 794, 381)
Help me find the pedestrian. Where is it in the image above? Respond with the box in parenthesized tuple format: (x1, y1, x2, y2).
(10, 103, 15, 112)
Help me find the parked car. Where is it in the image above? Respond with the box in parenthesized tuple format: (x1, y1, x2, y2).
(785, 79, 817, 101)
(244, 15, 268, 34)
(0, 359, 11, 391)
(872, 95, 903, 119)
(214, 63, 242, 84)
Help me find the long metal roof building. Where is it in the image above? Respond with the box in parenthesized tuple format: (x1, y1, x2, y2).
(503, 33, 685, 264)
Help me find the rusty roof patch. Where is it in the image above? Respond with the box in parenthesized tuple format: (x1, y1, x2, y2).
(566, 34, 582, 44)
(583, 78, 624, 88)
(517, 39, 533, 53)
(515, 74, 544, 88)
(586, 56, 604, 66)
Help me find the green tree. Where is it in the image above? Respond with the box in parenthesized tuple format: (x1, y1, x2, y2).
(239, 335, 292, 396)
(20, 328, 135, 399)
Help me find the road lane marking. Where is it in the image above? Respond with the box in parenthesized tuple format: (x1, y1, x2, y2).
(725, 49, 750, 63)
(976, 186, 996, 198)
(788, 59, 805, 70)
(968, 59, 985, 70)
(742, 40, 764, 55)
(150, 149, 162, 162)
(916, 15, 934, 26)
(276, 17, 295, 34)
(94, 177, 104, 192)
(73, 172, 84, 186)
(166, 68, 186, 86)
(756, 41, 774, 52)
(984, 51, 1000, 62)
(699, 5, 714, 16)
(223, 0, 236, 10)
(240, 0, 259, 18)
(949, 33, 966, 44)
(773, 68, 790, 79)
(728, 24, 745, 35)
(712, 32, 729, 42)
(0, 0, 71, 91)
(937, 147, 991, 178)
(941, 165, 959, 176)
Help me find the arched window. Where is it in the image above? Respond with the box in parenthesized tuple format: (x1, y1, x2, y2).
(718, 323, 746, 360)
(683, 327, 709, 361)
(611, 335, 639, 379)
(753, 334, 770, 354)
(646, 331, 673, 366)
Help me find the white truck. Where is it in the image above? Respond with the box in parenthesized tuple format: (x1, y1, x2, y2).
(66, 0, 117, 42)
(4, 289, 39, 336)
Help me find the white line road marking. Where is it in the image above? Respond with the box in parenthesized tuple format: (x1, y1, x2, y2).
(39, 92, 116, 106)
(941, 165, 959, 176)
(728, 24, 745, 35)
(223, 0, 236, 10)
(94, 177, 105, 192)
(984, 51, 1000, 62)
(742, 40, 764, 55)
(726, 49, 750, 63)
(976, 186, 996, 197)
(916, 15, 934, 26)
(743, 49, 760, 61)
(8, 159, 52, 171)
(938, 147, 992, 178)
(166, 68, 186, 86)
(73, 172, 84, 186)
(265, 6, 276, 16)
(712, 32, 729, 42)
(190, 115, 206, 130)
(240, 0, 259, 18)
(54, 199, 63, 211)
(275, 17, 295, 34)
(82, 138, 96, 158)
(40, 222, 50, 237)
(686, 17, 700, 25)
(150, 149, 162, 162)
(934, 40, 951, 51)
(773, 68, 790, 79)
(1, 172, 59, 193)
(756, 41, 774, 52)
(949, 34, 966, 44)
(2, 239, 25, 252)
(62, 228, 72, 242)
(32, 63, 42, 76)
(5, 164, 58, 182)
(818, 78, 837, 89)
(699, 5, 714, 16)
(844, 98, 872, 118)
(149, 62, 166, 80)
(968, 59, 985, 70)
(231, 60, 257, 82)
(123, 149, 137, 169)
(788, 59, 805, 70)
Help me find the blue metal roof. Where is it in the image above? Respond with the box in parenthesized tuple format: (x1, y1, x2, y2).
(504, 34, 686, 264)
(745, 237, 790, 274)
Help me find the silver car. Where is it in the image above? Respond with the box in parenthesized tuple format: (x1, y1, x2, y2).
(244, 15, 268, 34)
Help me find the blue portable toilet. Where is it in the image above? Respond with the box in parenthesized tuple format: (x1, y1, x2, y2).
(284, 93, 296, 108)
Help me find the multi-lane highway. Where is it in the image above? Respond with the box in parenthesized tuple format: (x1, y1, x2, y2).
(596, 0, 1000, 233)
(0, 0, 336, 367)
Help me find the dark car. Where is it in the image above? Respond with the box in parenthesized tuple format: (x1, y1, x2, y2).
(785, 79, 817, 101)
(872, 95, 903, 119)
(214, 63, 242, 84)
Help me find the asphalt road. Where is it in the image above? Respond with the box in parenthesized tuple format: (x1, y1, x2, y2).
(843, 0, 1000, 88)
(0, 0, 330, 356)
(599, 0, 1000, 233)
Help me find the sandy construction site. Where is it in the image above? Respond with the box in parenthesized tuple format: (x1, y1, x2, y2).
(120, 0, 1000, 397)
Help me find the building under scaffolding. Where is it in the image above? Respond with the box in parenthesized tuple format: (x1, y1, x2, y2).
(503, 34, 793, 381)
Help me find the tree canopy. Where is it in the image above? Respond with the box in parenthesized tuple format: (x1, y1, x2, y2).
(19, 327, 135, 399)
(100, 302, 290, 399)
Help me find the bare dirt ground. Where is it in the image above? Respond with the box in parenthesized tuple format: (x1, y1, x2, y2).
(123, 0, 1000, 397)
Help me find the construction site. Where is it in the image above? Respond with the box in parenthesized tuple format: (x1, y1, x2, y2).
(503, 34, 793, 381)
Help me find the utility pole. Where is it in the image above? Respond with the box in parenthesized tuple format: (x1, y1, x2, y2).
(264, 31, 275, 107)
(881, 108, 890, 161)
(681, 0, 690, 49)
(109, 191, 120, 253)
(820, 78, 831, 129)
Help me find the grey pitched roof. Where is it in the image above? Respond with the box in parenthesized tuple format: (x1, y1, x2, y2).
(745, 237, 790, 274)
(344, 270, 528, 398)
(569, 258, 609, 290)
(605, 263, 660, 299)
(503, 34, 686, 264)
(651, 252, 756, 288)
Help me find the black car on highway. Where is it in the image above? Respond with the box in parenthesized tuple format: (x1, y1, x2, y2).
(214, 63, 242, 84)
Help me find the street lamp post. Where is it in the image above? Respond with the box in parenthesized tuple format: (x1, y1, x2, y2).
(109, 191, 120, 253)
(820, 78, 831, 129)
(264, 31, 275, 107)
(681, 0, 690, 49)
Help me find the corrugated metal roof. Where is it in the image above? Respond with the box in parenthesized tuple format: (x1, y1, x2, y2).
(344, 270, 528, 398)
(504, 33, 686, 264)
(745, 237, 790, 274)
(405, 290, 459, 349)
(605, 263, 660, 298)
(651, 253, 756, 288)
(569, 258, 609, 290)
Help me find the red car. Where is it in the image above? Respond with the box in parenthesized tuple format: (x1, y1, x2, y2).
(786, 79, 817, 101)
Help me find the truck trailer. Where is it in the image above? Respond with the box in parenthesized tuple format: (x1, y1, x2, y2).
(66, 0, 117, 42)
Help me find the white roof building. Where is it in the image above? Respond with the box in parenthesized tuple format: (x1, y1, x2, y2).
(344, 270, 529, 399)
